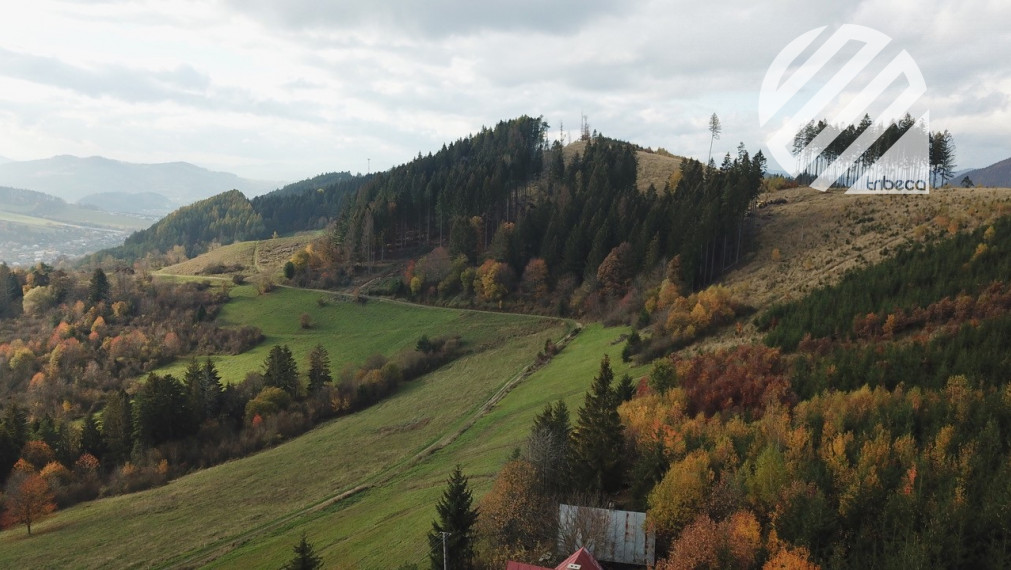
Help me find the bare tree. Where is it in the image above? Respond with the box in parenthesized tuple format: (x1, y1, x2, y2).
(557, 503, 616, 558)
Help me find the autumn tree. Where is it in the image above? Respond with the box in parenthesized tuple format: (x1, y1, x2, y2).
(2, 471, 56, 535)
(429, 465, 479, 570)
(596, 242, 634, 298)
(306, 344, 333, 393)
(281, 532, 323, 570)
(520, 258, 550, 299)
(570, 355, 625, 494)
(264, 345, 300, 397)
(477, 459, 555, 558)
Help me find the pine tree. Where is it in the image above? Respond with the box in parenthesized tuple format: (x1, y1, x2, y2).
(264, 345, 299, 397)
(79, 412, 104, 459)
(185, 359, 223, 423)
(87, 268, 110, 306)
(428, 465, 478, 570)
(280, 532, 323, 570)
(570, 354, 625, 494)
(306, 344, 333, 393)
(100, 390, 133, 464)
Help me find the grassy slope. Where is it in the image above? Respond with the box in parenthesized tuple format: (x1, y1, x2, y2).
(207, 323, 647, 569)
(0, 312, 642, 568)
(0, 286, 601, 567)
(152, 284, 550, 386)
(155, 234, 317, 280)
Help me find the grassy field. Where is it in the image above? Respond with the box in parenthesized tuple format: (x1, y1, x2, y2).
(0, 286, 631, 568)
(152, 284, 551, 386)
(0, 300, 641, 568)
(204, 322, 649, 569)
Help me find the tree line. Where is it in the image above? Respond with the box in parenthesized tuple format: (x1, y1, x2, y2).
(792, 114, 955, 187)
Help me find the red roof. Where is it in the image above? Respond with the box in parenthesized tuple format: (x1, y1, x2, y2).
(554, 547, 604, 570)
(505, 547, 603, 570)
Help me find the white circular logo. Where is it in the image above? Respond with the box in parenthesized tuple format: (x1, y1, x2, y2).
(759, 24, 929, 194)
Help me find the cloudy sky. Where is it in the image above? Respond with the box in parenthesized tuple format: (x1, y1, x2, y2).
(0, 0, 1007, 184)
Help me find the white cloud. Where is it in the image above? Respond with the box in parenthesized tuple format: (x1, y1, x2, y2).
(0, 0, 1006, 181)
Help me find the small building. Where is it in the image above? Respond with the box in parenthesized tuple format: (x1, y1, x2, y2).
(506, 547, 603, 570)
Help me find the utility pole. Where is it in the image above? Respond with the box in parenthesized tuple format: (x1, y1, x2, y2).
(440, 531, 451, 570)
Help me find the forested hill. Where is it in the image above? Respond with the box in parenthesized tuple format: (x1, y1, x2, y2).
(105, 190, 265, 259)
(92, 172, 368, 263)
(330, 116, 766, 293)
(94, 115, 766, 292)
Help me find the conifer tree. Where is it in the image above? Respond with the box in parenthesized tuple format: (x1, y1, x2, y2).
(570, 355, 625, 494)
(87, 268, 110, 306)
(306, 344, 333, 393)
(528, 401, 571, 495)
(100, 390, 133, 464)
(185, 358, 223, 423)
(280, 532, 323, 570)
(428, 465, 478, 570)
(264, 345, 299, 397)
(79, 412, 104, 459)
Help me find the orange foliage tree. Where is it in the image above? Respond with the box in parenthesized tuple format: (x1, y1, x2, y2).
(2, 472, 56, 535)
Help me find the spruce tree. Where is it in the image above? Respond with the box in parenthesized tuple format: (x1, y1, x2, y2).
(101, 390, 133, 464)
(528, 400, 571, 496)
(306, 344, 333, 393)
(428, 465, 478, 570)
(264, 345, 299, 397)
(280, 532, 323, 570)
(79, 412, 104, 459)
(87, 268, 110, 306)
(184, 358, 223, 424)
(570, 354, 625, 494)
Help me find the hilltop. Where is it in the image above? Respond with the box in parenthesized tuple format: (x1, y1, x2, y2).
(962, 155, 1011, 187)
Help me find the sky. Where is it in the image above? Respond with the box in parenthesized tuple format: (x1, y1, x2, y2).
(0, 0, 1008, 185)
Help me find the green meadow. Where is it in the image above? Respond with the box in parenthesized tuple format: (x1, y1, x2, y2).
(0, 284, 651, 568)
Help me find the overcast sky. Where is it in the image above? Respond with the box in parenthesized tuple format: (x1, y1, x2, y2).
(0, 0, 1007, 184)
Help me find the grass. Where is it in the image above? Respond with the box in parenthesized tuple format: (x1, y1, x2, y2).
(153, 285, 552, 386)
(206, 323, 648, 569)
(0, 289, 588, 568)
(155, 234, 318, 280)
(0, 300, 643, 569)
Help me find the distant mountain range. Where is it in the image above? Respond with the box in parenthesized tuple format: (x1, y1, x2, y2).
(0, 155, 283, 216)
(961, 156, 1011, 188)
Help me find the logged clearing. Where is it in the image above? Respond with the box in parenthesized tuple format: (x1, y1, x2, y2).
(155, 233, 318, 280)
(563, 139, 683, 192)
(683, 186, 1011, 353)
